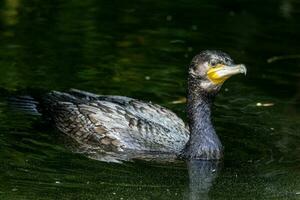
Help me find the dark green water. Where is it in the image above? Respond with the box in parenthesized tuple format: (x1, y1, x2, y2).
(0, 0, 300, 199)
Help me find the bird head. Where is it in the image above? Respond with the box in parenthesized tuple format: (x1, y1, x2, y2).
(189, 50, 247, 93)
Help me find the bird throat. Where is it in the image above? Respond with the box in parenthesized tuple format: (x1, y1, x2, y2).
(183, 79, 223, 160)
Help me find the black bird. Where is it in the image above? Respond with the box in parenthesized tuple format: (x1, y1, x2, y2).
(41, 50, 246, 161)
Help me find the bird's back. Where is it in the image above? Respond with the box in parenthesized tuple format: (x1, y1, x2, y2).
(42, 89, 189, 158)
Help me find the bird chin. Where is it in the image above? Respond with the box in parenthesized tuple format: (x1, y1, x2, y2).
(200, 81, 223, 93)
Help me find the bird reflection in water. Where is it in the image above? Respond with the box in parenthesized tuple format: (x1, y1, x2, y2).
(185, 160, 221, 200)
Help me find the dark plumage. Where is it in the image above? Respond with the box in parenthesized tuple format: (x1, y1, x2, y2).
(42, 50, 246, 161)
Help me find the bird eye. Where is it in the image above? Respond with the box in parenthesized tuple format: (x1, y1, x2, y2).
(210, 60, 218, 67)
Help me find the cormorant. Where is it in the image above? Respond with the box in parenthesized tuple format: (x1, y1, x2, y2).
(42, 50, 246, 161)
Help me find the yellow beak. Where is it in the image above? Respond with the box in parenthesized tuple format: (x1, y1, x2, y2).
(207, 63, 247, 84)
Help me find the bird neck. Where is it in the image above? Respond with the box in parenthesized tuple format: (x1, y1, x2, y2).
(184, 77, 223, 160)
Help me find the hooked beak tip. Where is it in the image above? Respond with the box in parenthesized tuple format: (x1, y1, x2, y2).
(238, 64, 247, 76)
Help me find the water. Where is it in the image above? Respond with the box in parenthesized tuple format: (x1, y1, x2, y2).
(0, 0, 300, 199)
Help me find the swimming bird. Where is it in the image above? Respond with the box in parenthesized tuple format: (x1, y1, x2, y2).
(42, 50, 246, 161)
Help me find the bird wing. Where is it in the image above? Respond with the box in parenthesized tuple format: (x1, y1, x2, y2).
(43, 89, 189, 153)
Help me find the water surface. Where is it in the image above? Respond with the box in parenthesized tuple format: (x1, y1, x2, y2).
(0, 0, 300, 199)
